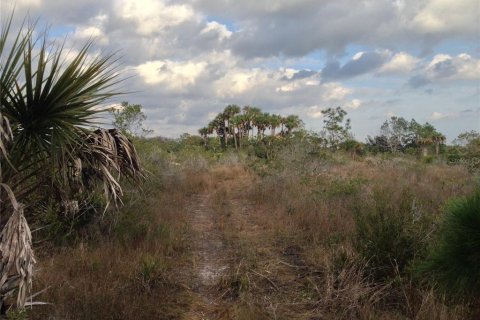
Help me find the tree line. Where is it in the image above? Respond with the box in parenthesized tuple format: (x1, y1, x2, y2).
(197, 105, 451, 158)
(198, 105, 303, 148)
(366, 117, 446, 156)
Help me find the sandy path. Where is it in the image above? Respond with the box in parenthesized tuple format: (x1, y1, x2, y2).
(182, 194, 231, 319)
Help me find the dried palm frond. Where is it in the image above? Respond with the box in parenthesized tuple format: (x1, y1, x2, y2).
(0, 184, 35, 308)
(72, 128, 143, 206)
(0, 114, 13, 160)
(92, 129, 143, 181)
(61, 200, 79, 217)
(77, 138, 123, 206)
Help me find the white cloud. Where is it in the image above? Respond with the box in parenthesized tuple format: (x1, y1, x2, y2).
(346, 99, 362, 109)
(379, 52, 418, 74)
(321, 82, 351, 101)
(430, 111, 447, 120)
(281, 68, 299, 80)
(426, 53, 480, 81)
(352, 52, 364, 60)
(201, 21, 232, 40)
(408, 0, 478, 35)
(116, 0, 195, 35)
(214, 68, 270, 97)
(136, 60, 207, 91)
(306, 105, 324, 118)
(74, 26, 109, 44)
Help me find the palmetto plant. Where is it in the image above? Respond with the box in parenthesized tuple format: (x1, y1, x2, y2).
(0, 14, 142, 310)
(418, 189, 480, 303)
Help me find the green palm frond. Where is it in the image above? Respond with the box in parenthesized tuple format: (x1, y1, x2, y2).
(0, 13, 30, 161)
(2, 36, 121, 165)
(1, 23, 126, 204)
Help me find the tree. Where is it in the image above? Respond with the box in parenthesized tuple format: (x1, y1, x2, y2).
(0, 13, 142, 310)
(454, 130, 480, 147)
(432, 132, 446, 156)
(379, 116, 411, 153)
(321, 107, 352, 149)
(269, 114, 282, 136)
(410, 121, 443, 157)
(284, 115, 303, 135)
(243, 106, 261, 139)
(110, 102, 152, 137)
(198, 127, 209, 147)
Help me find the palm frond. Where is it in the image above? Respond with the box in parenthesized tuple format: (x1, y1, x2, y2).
(75, 129, 143, 206)
(0, 184, 35, 308)
(2, 34, 121, 169)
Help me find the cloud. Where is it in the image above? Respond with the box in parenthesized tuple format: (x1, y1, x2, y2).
(321, 82, 351, 101)
(408, 53, 480, 88)
(73, 14, 109, 45)
(306, 105, 324, 118)
(200, 21, 232, 41)
(430, 111, 448, 120)
(136, 60, 207, 91)
(115, 0, 195, 36)
(2, 0, 478, 141)
(379, 52, 419, 74)
(191, 0, 478, 59)
(408, 0, 479, 36)
(322, 51, 390, 80)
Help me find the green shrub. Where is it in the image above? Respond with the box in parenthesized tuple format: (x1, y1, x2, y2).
(418, 189, 480, 302)
(422, 155, 435, 164)
(354, 189, 428, 281)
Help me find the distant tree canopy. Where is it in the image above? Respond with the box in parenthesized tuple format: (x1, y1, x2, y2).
(198, 105, 452, 159)
(321, 106, 352, 149)
(110, 102, 152, 138)
(366, 117, 446, 156)
(447, 130, 480, 171)
(198, 105, 304, 149)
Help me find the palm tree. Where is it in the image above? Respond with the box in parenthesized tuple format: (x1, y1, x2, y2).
(255, 113, 270, 139)
(0, 14, 141, 309)
(284, 115, 302, 135)
(432, 133, 446, 156)
(269, 114, 282, 136)
(198, 127, 209, 146)
(243, 106, 261, 139)
(223, 105, 240, 146)
(232, 114, 249, 148)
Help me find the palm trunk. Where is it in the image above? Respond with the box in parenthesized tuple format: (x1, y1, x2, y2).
(239, 126, 242, 148)
(223, 125, 227, 147)
(233, 127, 238, 149)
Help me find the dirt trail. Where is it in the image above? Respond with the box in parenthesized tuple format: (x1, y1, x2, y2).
(182, 167, 258, 320)
(183, 193, 231, 319)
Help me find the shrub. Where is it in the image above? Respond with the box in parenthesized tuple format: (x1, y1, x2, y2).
(354, 189, 427, 281)
(418, 189, 480, 302)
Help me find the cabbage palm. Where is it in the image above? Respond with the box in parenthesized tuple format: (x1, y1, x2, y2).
(0, 14, 141, 309)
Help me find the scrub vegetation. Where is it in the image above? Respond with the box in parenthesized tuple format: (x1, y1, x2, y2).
(2, 13, 480, 320)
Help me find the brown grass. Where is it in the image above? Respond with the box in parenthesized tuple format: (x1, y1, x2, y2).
(29, 149, 475, 319)
(207, 155, 473, 319)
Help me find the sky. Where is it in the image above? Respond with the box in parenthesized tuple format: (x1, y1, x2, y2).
(1, 0, 479, 141)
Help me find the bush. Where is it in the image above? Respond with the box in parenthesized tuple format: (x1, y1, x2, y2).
(354, 189, 428, 281)
(418, 189, 480, 302)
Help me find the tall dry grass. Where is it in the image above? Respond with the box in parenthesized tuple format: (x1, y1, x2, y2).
(211, 153, 474, 319)
(30, 141, 213, 319)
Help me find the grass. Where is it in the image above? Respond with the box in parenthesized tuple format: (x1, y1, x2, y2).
(29, 139, 477, 319)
